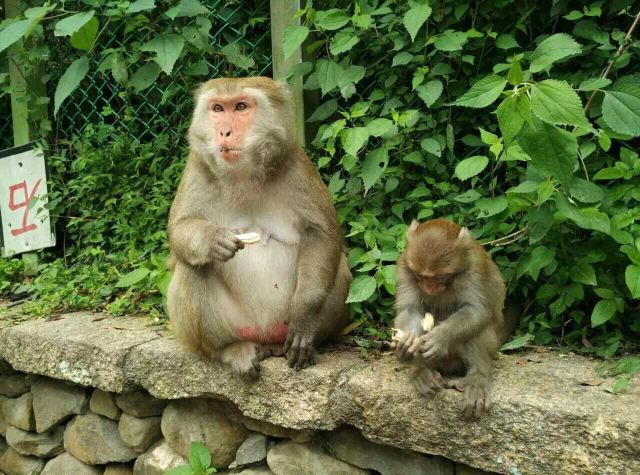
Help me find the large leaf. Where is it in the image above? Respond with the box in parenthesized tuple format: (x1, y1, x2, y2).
(625, 265, 640, 299)
(529, 33, 582, 73)
(403, 1, 432, 42)
(572, 263, 597, 286)
(110, 53, 128, 84)
(308, 99, 338, 122)
(54, 56, 90, 117)
(128, 0, 156, 13)
(282, 25, 309, 60)
(416, 80, 443, 107)
(70, 17, 99, 51)
(501, 333, 534, 351)
(140, 34, 185, 75)
(315, 59, 342, 96)
(434, 30, 468, 51)
(165, 0, 208, 19)
(0, 20, 33, 54)
(366, 118, 396, 137)
(555, 193, 610, 234)
(115, 268, 150, 287)
(475, 196, 508, 218)
(449, 75, 507, 108)
(315, 9, 350, 30)
(330, 31, 359, 55)
(54, 11, 95, 37)
(519, 121, 577, 184)
(530, 80, 590, 129)
(341, 127, 369, 156)
(189, 442, 211, 472)
(362, 147, 388, 192)
(221, 43, 254, 70)
(454, 155, 488, 180)
(568, 178, 604, 204)
(601, 76, 640, 137)
(528, 205, 553, 244)
(497, 94, 528, 145)
(346, 275, 377, 303)
(130, 62, 161, 92)
(591, 299, 616, 327)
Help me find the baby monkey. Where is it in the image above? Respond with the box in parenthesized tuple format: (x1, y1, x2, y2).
(394, 219, 514, 418)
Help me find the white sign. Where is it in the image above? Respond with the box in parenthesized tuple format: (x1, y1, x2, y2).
(0, 144, 56, 257)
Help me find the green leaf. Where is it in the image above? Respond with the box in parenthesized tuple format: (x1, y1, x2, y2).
(591, 299, 616, 327)
(282, 25, 309, 60)
(189, 442, 211, 471)
(221, 43, 254, 70)
(572, 263, 597, 286)
(128, 0, 156, 13)
(527, 246, 556, 280)
(578, 77, 611, 91)
(568, 178, 604, 203)
(366, 118, 396, 137)
(130, 62, 161, 92)
(529, 33, 582, 73)
(475, 196, 508, 218)
(403, 1, 432, 42)
(346, 275, 377, 303)
(454, 189, 481, 203)
(454, 155, 489, 180)
(141, 34, 185, 75)
(165, 466, 192, 475)
(70, 17, 99, 51)
(315, 59, 342, 96)
(392, 52, 413, 67)
(308, 100, 338, 122)
(625, 265, 640, 298)
(0, 20, 33, 54)
(519, 121, 577, 184)
(507, 58, 523, 85)
(421, 138, 441, 157)
(330, 31, 359, 55)
(530, 80, 590, 129)
(416, 80, 443, 107)
(527, 205, 553, 244)
(555, 193, 610, 234)
(434, 30, 468, 51)
(497, 95, 525, 144)
(362, 147, 388, 192)
(601, 79, 640, 137)
(449, 75, 507, 108)
(54, 11, 95, 37)
(315, 9, 350, 30)
(501, 333, 534, 351)
(496, 34, 519, 49)
(110, 53, 128, 84)
(341, 127, 369, 156)
(165, 0, 208, 19)
(115, 268, 150, 288)
(54, 56, 90, 117)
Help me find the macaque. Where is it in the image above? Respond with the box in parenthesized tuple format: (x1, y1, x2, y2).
(394, 219, 515, 418)
(167, 77, 351, 379)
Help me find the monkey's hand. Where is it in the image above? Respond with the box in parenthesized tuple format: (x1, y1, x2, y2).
(395, 331, 422, 362)
(210, 228, 245, 261)
(418, 329, 449, 364)
(284, 327, 316, 371)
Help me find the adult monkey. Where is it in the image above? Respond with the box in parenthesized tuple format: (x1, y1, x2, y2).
(167, 77, 351, 379)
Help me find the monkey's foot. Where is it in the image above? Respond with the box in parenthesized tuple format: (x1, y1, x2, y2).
(444, 378, 465, 392)
(412, 367, 443, 397)
(395, 331, 421, 362)
(284, 331, 315, 371)
(221, 341, 261, 381)
(257, 343, 285, 360)
(463, 382, 490, 419)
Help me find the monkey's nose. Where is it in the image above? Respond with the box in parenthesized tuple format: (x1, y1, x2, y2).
(220, 130, 232, 137)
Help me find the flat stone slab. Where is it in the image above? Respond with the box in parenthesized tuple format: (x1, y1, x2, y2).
(1, 312, 638, 475)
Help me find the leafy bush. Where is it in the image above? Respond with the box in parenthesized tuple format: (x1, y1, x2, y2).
(284, 0, 640, 355)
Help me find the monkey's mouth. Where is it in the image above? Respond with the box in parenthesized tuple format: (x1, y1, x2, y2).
(218, 147, 242, 162)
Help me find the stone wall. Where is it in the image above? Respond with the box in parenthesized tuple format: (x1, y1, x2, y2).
(0, 363, 482, 475)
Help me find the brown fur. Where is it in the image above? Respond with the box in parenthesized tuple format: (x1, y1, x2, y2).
(167, 77, 351, 378)
(394, 219, 509, 418)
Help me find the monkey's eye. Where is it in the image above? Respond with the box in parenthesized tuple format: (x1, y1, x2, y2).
(235, 102, 248, 111)
(212, 104, 223, 112)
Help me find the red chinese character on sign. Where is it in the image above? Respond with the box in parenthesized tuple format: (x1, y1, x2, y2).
(8, 179, 42, 236)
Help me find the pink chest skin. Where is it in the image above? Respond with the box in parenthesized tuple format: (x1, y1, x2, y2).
(235, 323, 289, 344)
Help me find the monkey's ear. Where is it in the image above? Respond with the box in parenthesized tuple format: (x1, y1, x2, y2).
(458, 226, 471, 241)
(407, 220, 419, 237)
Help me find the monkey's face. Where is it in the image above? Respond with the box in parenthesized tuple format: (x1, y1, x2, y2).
(207, 94, 258, 163)
(408, 260, 461, 296)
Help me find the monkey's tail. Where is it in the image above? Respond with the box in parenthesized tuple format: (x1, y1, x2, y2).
(501, 297, 521, 343)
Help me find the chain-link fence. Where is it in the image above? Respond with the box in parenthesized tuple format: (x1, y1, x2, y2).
(46, 0, 273, 146)
(0, 95, 12, 151)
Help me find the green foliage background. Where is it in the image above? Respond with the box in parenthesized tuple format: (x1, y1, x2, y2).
(1, 0, 640, 357)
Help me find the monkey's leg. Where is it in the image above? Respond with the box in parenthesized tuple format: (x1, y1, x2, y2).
(459, 343, 494, 419)
(286, 254, 351, 370)
(220, 341, 262, 381)
(411, 365, 444, 396)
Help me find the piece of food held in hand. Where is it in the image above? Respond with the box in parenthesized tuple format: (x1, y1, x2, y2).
(166, 77, 352, 380)
(393, 219, 518, 419)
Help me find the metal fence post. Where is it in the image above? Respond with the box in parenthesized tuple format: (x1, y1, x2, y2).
(270, 0, 306, 147)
